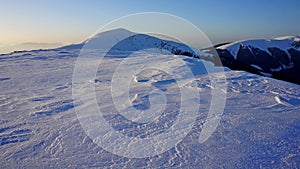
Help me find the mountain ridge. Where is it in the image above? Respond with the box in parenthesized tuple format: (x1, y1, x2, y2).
(214, 36, 300, 84)
(2, 29, 299, 85)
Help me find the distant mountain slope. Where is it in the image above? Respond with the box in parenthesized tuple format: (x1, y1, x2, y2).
(215, 36, 300, 84)
(15, 29, 300, 85)
(60, 29, 300, 85)
(1, 29, 213, 63)
(68, 28, 212, 59)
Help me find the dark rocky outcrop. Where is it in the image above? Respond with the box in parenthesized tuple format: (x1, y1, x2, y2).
(211, 38, 300, 85)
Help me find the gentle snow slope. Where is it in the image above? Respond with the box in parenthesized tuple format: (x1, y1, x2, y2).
(0, 45, 299, 168)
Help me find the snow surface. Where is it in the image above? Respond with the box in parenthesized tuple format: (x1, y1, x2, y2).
(1, 48, 299, 168)
(0, 32, 299, 168)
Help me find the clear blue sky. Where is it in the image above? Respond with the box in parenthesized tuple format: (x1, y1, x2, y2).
(0, 0, 299, 51)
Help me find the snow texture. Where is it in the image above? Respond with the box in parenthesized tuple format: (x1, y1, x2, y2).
(0, 32, 299, 168)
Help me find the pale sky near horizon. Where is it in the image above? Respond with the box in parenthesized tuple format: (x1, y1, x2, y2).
(0, 0, 300, 53)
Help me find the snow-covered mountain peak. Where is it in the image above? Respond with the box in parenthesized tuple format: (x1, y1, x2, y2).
(108, 33, 211, 57)
(93, 28, 136, 40)
(74, 28, 211, 58)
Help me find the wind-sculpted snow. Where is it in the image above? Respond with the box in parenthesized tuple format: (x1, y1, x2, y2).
(0, 45, 299, 168)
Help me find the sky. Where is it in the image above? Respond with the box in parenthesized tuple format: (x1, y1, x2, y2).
(0, 0, 300, 53)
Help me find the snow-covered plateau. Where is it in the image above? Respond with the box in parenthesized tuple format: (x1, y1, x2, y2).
(0, 30, 299, 168)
